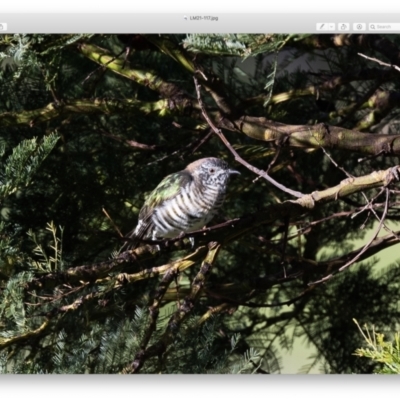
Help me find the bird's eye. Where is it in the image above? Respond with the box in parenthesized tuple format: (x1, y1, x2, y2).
(209, 168, 215, 174)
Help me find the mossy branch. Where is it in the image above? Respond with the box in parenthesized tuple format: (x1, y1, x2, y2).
(0, 320, 50, 351)
(230, 118, 400, 156)
(77, 42, 192, 104)
(0, 98, 169, 127)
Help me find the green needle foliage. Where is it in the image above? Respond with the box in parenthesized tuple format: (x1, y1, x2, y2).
(354, 320, 400, 374)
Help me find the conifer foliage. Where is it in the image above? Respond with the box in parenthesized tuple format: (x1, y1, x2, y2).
(1, 33, 400, 373)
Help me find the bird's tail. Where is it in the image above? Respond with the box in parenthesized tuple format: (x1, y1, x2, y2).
(118, 232, 139, 254)
(118, 231, 140, 254)
(118, 220, 152, 254)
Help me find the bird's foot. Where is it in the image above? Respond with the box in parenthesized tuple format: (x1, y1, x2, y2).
(177, 231, 187, 248)
(153, 244, 161, 252)
(189, 236, 195, 248)
(389, 166, 400, 182)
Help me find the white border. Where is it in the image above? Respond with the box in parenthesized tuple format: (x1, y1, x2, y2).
(1, 375, 398, 399)
(1, 0, 400, 13)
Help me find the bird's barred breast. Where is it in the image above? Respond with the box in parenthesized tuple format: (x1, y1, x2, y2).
(151, 183, 225, 238)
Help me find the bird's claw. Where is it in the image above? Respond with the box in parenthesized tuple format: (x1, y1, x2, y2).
(389, 166, 400, 181)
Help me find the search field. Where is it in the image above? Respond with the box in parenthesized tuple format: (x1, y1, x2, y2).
(369, 23, 400, 31)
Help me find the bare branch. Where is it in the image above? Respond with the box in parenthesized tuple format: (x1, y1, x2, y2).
(358, 52, 400, 73)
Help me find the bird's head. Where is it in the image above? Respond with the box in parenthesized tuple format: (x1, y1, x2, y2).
(186, 157, 240, 186)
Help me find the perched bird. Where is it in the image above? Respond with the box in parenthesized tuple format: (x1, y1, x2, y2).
(120, 157, 239, 251)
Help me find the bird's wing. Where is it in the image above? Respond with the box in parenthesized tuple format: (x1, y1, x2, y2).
(120, 169, 193, 251)
(139, 169, 193, 219)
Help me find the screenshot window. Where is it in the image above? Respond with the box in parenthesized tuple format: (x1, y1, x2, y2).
(1, 5, 400, 390)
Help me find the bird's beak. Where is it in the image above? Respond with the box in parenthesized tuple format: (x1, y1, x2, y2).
(228, 169, 240, 175)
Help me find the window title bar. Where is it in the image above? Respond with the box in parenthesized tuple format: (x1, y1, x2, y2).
(1, 14, 400, 33)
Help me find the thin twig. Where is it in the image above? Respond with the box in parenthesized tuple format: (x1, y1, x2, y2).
(357, 150, 386, 163)
(82, 48, 126, 85)
(102, 208, 123, 238)
(206, 289, 308, 308)
(145, 129, 213, 166)
(351, 187, 385, 219)
(358, 52, 400, 73)
(318, 142, 353, 179)
(193, 75, 305, 198)
(252, 146, 282, 183)
(364, 194, 400, 241)
(316, 139, 392, 237)
(296, 210, 363, 235)
(309, 188, 390, 285)
(101, 130, 160, 151)
(138, 267, 178, 353)
(189, 129, 213, 155)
